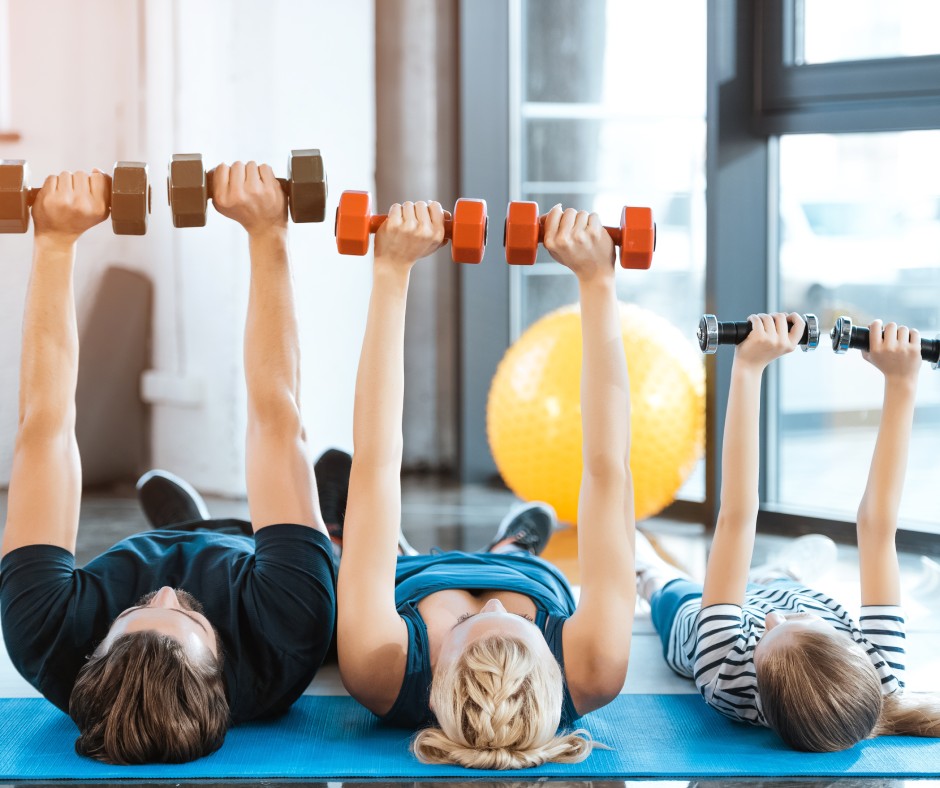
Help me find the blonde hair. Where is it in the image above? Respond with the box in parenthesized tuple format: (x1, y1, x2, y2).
(756, 628, 940, 751)
(412, 634, 598, 769)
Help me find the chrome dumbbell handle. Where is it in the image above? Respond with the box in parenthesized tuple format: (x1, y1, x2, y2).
(697, 313, 820, 354)
(830, 316, 940, 369)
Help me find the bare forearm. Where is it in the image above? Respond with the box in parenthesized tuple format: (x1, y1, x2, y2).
(856, 381, 913, 606)
(578, 277, 629, 476)
(858, 379, 916, 529)
(18, 238, 79, 430)
(718, 364, 762, 522)
(340, 263, 410, 601)
(703, 362, 763, 605)
(575, 275, 634, 610)
(244, 230, 302, 416)
(351, 263, 409, 466)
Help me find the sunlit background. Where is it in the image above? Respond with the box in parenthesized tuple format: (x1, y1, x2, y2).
(1, 0, 939, 539)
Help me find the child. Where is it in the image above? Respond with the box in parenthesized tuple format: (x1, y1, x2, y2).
(336, 203, 636, 768)
(636, 313, 940, 751)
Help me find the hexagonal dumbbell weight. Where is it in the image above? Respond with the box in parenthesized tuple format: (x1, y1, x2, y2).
(334, 191, 488, 264)
(830, 315, 940, 368)
(697, 313, 820, 354)
(167, 150, 327, 228)
(503, 200, 656, 269)
(0, 160, 152, 235)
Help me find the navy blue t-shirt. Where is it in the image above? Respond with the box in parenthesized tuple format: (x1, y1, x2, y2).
(382, 551, 580, 729)
(0, 523, 335, 724)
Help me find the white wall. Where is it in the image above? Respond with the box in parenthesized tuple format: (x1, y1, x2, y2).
(0, 0, 374, 494)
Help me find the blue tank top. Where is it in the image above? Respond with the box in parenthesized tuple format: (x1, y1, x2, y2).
(381, 551, 580, 729)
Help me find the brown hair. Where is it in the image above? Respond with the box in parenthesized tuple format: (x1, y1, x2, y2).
(69, 631, 229, 764)
(412, 634, 598, 769)
(756, 628, 940, 751)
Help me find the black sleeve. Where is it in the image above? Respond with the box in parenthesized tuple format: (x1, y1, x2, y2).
(243, 525, 337, 661)
(0, 545, 82, 711)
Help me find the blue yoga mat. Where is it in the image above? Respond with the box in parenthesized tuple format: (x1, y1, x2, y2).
(1, 694, 938, 779)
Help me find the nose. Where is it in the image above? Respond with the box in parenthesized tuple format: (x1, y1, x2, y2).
(481, 598, 506, 614)
(764, 610, 785, 631)
(149, 586, 180, 609)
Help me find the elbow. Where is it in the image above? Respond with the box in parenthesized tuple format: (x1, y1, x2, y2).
(247, 389, 304, 434)
(350, 432, 404, 470)
(17, 404, 76, 443)
(856, 503, 896, 537)
(581, 452, 628, 484)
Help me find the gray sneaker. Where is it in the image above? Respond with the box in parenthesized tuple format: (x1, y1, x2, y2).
(485, 501, 557, 556)
(136, 469, 210, 529)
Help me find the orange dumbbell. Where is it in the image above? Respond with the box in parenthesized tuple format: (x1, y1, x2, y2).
(503, 201, 656, 268)
(334, 190, 488, 264)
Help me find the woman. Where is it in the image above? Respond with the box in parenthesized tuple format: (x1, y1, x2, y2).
(337, 201, 637, 768)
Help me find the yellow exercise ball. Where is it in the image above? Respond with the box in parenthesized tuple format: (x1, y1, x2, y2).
(487, 303, 704, 524)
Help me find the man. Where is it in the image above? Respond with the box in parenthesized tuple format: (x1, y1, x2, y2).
(0, 164, 335, 764)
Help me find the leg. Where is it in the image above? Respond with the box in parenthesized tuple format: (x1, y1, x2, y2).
(748, 533, 837, 585)
(314, 447, 418, 556)
(648, 579, 703, 678)
(635, 529, 690, 603)
(484, 501, 557, 555)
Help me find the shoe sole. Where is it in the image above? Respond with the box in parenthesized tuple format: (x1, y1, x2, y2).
(136, 469, 211, 521)
(486, 501, 557, 553)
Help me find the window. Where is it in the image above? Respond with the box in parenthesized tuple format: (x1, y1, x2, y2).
(799, 0, 940, 64)
(775, 130, 940, 531)
(513, 0, 706, 500)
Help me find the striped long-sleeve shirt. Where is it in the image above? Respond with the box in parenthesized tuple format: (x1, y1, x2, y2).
(689, 584, 905, 726)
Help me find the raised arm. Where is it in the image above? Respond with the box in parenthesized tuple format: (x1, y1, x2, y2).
(2, 172, 110, 557)
(337, 201, 447, 714)
(856, 321, 920, 606)
(700, 313, 805, 608)
(538, 207, 634, 712)
(212, 162, 324, 534)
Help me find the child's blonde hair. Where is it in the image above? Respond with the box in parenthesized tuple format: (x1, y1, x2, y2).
(756, 628, 940, 751)
(412, 634, 597, 769)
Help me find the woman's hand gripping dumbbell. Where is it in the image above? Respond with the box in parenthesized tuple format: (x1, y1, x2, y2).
(0, 160, 151, 235)
(831, 316, 940, 369)
(504, 200, 655, 268)
(334, 191, 488, 263)
(698, 312, 820, 354)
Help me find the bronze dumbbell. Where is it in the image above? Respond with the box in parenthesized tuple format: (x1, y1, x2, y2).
(0, 160, 151, 235)
(167, 150, 327, 228)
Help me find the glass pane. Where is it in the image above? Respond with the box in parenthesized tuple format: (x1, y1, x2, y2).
(524, 0, 607, 103)
(776, 131, 940, 530)
(799, 0, 940, 64)
(517, 0, 706, 502)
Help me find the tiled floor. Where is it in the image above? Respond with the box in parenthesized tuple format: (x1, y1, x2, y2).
(0, 478, 939, 785)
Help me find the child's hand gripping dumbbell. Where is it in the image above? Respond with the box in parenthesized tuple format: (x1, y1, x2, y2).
(334, 191, 488, 264)
(167, 150, 327, 228)
(0, 160, 151, 235)
(830, 315, 940, 369)
(697, 313, 820, 354)
(503, 200, 655, 268)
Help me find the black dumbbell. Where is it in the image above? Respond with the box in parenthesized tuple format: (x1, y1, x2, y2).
(697, 313, 820, 354)
(0, 160, 152, 235)
(830, 316, 940, 369)
(167, 150, 327, 228)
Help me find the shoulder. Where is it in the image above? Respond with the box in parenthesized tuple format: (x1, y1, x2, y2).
(1, 543, 75, 603)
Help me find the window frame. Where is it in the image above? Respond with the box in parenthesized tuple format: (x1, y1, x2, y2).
(458, 0, 940, 554)
(756, 0, 940, 134)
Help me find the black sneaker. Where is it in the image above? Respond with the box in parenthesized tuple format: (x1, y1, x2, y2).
(484, 501, 557, 556)
(314, 448, 352, 544)
(136, 469, 210, 529)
